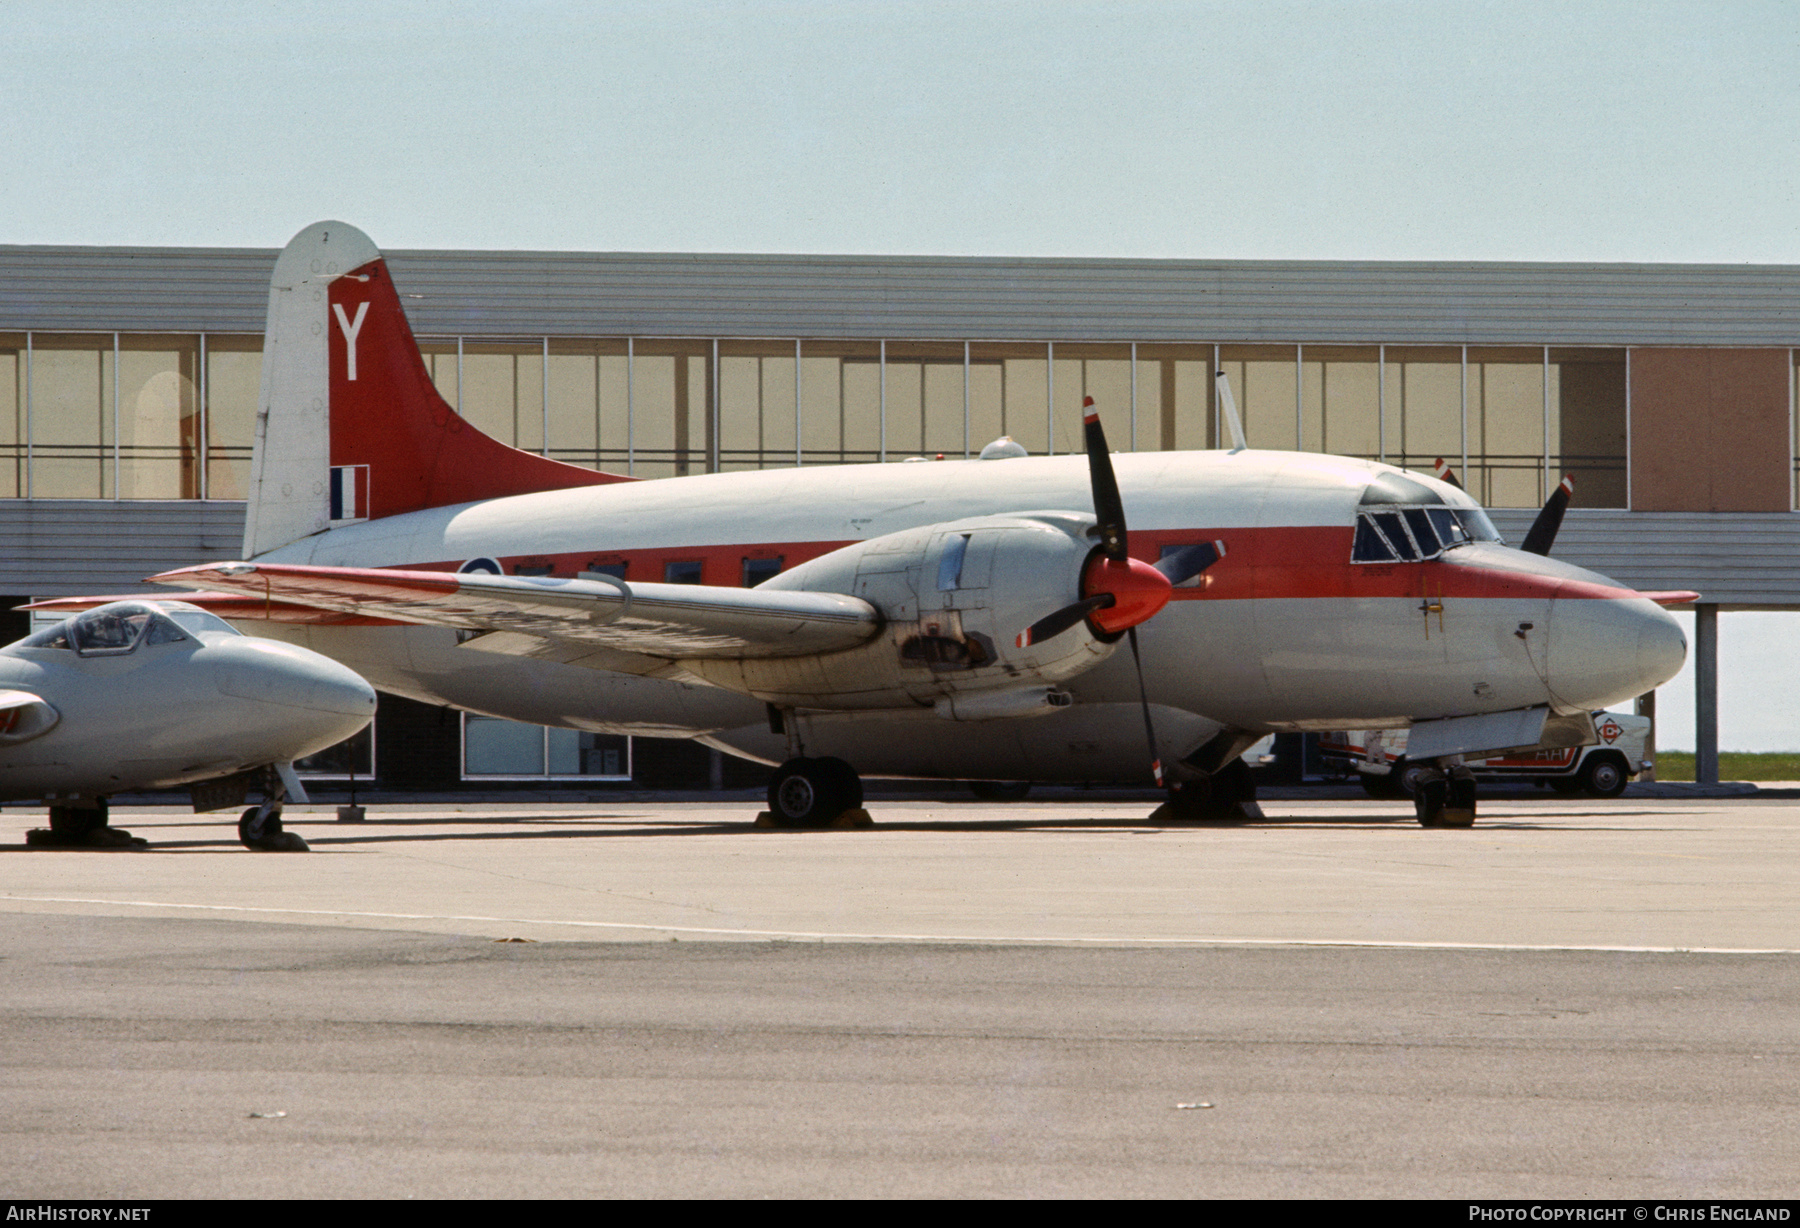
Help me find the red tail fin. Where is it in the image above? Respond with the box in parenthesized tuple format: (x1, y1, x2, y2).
(326, 257, 625, 523)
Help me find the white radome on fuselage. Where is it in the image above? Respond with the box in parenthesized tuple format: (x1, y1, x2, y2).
(245, 447, 1685, 782)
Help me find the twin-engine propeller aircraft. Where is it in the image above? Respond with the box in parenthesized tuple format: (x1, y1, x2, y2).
(1, 600, 376, 849)
(43, 221, 1693, 828)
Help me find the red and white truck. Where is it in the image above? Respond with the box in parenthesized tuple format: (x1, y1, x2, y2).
(1318, 711, 1653, 799)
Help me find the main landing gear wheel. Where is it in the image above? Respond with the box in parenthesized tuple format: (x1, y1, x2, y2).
(1156, 759, 1259, 822)
(26, 800, 146, 849)
(766, 757, 863, 828)
(1414, 767, 1476, 828)
(238, 804, 308, 851)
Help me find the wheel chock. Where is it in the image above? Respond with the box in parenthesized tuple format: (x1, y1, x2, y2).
(753, 808, 876, 830)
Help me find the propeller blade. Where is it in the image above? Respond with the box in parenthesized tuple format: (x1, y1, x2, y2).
(1520, 475, 1574, 556)
(1082, 397, 1128, 561)
(1127, 627, 1166, 790)
(1155, 540, 1227, 587)
(1016, 593, 1114, 648)
(1433, 457, 1463, 489)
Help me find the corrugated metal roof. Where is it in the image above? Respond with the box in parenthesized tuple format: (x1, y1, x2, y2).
(1487, 509, 1800, 608)
(1, 244, 1797, 345)
(2, 499, 1790, 607)
(0, 501, 246, 596)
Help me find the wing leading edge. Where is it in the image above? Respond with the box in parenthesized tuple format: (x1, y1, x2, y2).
(149, 563, 881, 660)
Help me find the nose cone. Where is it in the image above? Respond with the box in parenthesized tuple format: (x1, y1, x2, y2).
(1637, 602, 1688, 694)
(215, 637, 376, 718)
(1550, 593, 1688, 710)
(208, 638, 377, 758)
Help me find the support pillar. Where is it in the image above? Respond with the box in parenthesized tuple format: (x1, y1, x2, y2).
(1635, 690, 1657, 782)
(1695, 604, 1718, 784)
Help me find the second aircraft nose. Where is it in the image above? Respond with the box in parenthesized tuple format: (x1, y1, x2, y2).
(213, 638, 378, 718)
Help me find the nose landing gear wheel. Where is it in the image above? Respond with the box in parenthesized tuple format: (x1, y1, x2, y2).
(239, 805, 308, 851)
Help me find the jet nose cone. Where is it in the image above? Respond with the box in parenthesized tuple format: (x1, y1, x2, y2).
(214, 638, 377, 719)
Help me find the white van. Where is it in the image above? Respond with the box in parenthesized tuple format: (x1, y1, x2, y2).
(1318, 712, 1652, 799)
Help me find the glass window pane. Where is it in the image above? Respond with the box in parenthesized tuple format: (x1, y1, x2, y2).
(205, 335, 261, 500)
(633, 340, 711, 477)
(29, 333, 113, 498)
(545, 338, 629, 473)
(117, 334, 200, 499)
(1550, 348, 1626, 509)
(417, 338, 459, 411)
(884, 341, 965, 459)
(1220, 345, 1298, 451)
(1467, 347, 1547, 508)
(719, 340, 799, 471)
(800, 340, 880, 465)
(969, 343, 1047, 455)
(1052, 344, 1132, 454)
(1382, 346, 1462, 476)
(460, 340, 544, 452)
(547, 729, 630, 778)
(1135, 345, 1213, 451)
(1303, 345, 1380, 459)
(0, 333, 23, 497)
(463, 715, 545, 776)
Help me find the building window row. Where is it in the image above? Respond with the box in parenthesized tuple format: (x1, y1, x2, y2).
(3, 332, 1651, 508)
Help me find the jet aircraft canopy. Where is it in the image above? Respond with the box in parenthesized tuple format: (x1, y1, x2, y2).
(11, 600, 241, 657)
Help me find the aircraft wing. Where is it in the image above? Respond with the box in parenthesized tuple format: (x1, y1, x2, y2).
(149, 563, 881, 660)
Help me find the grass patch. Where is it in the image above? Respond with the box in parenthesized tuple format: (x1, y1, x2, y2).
(1652, 752, 1800, 781)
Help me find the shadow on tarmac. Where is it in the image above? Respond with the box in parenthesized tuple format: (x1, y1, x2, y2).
(2, 804, 1688, 851)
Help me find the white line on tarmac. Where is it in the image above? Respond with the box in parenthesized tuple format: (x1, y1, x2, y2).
(2, 893, 1794, 954)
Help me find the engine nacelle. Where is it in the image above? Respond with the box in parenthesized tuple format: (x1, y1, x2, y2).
(680, 512, 1117, 711)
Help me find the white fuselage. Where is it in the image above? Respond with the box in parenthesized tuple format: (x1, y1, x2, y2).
(241, 449, 1684, 782)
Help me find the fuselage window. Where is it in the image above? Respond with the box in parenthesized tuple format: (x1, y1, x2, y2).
(742, 557, 783, 587)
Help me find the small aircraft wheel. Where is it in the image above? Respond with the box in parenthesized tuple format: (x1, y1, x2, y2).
(815, 757, 864, 811)
(47, 805, 104, 841)
(1578, 753, 1629, 799)
(238, 805, 284, 849)
(766, 759, 842, 828)
(967, 781, 1032, 802)
(1413, 776, 1448, 827)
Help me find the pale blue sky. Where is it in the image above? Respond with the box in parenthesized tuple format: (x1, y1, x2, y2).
(5, 1, 1799, 749)
(4, 0, 1797, 259)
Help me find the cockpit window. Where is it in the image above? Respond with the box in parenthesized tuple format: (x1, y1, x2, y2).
(160, 604, 242, 637)
(1352, 506, 1499, 564)
(15, 602, 193, 655)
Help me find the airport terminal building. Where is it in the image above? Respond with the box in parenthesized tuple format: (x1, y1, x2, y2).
(1, 242, 1795, 786)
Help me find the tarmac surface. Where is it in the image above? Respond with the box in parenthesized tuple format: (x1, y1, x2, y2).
(2, 791, 1796, 1198)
